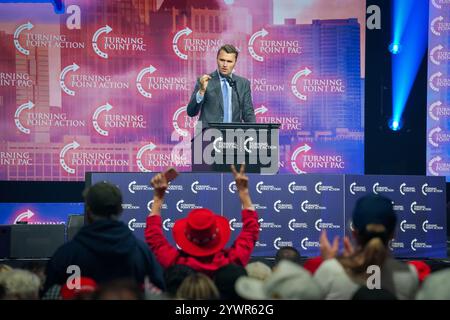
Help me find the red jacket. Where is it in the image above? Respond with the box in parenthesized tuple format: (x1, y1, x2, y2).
(145, 209, 259, 276)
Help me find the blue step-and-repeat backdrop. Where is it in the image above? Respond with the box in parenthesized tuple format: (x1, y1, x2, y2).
(87, 173, 447, 259)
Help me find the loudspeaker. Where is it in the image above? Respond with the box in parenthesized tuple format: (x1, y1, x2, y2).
(0, 224, 65, 258)
(67, 214, 85, 241)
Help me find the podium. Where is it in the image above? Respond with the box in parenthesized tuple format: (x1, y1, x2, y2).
(191, 122, 280, 174)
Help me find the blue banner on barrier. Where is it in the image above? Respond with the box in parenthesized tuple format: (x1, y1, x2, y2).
(86, 173, 447, 259)
(345, 175, 447, 258)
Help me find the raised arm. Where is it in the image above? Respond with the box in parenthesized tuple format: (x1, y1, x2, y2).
(231, 163, 254, 211)
(145, 168, 180, 268)
(228, 164, 259, 266)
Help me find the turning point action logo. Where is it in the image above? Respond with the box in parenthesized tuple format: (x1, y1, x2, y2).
(14, 22, 34, 55)
(172, 105, 198, 137)
(14, 101, 35, 134)
(59, 141, 80, 174)
(60, 63, 80, 96)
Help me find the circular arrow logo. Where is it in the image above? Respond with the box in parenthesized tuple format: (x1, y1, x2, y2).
(248, 28, 269, 62)
(228, 181, 236, 194)
(136, 142, 157, 172)
(92, 25, 112, 59)
(273, 237, 282, 250)
(172, 105, 197, 137)
(349, 182, 357, 195)
(432, 0, 442, 9)
(431, 16, 444, 36)
(400, 220, 406, 232)
(288, 219, 296, 231)
(288, 182, 296, 194)
(136, 65, 157, 98)
(163, 218, 174, 231)
(428, 156, 442, 176)
(14, 101, 34, 134)
(59, 63, 80, 96)
(213, 137, 223, 153)
(399, 183, 406, 196)
(229, 218, 236, 231)
(92, 103, 113, 136)
(372, 182, 380, 194)
(191, 181, 199, 194)
(410, 239, 417, 251)
(421, 183, 428, 196)
(128, 181, 137, 194)
(14, 209, 34, 224)
(59, 141, 80, 174)
(300, 200, 308, 213)
(291, 67, 312, 101)
(429, 101, 442, 121)
(254, 105, 268, 116)
(244, 137, 254, 153)
(300, 237, 309, 251)
(290, 144, 311, 174)
(430, 45, 444, 65)
(315, 219, 323, 232)
(428, 127, 442, 147)
(14, 22, 33, 55)
(422, 220, 429, 233)
(128, 218, 136, 231)
(176, 200, 184, 213)
(410, 201, 417, 214)
(147, 200, 167, 213)
(429, 72, 442, 92)
(273, 200, 281, 213)
(172, 27, 192, 60)
(314, 182, 322, 194)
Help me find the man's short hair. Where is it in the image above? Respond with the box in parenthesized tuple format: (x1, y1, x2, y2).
(274, 246, 301, 265)
(217, 44, 239, 59)
(83, 181, 123, 218)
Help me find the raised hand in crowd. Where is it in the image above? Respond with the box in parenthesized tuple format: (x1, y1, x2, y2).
(319, 230, 355, 260)
(149, 167, 178, 216)
(231, 164, 254, 211)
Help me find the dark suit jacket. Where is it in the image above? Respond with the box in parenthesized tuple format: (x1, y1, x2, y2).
(187, 71, 256, 125)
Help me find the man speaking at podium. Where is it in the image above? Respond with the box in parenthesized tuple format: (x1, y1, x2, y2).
(187, 44, 256, 126)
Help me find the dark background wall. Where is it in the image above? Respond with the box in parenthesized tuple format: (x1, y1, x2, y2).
(365, 0, 427, 176)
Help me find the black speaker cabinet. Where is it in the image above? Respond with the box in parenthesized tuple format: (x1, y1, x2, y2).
(0, 224, 65, 258)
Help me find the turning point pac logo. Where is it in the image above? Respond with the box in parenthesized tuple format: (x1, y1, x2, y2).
(136, 65, 157, 98)
(290, 67, 312, 101)
(136, 142, 157, 172)
(92, 25, 112, 59)
(290, 144, 311, 174)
